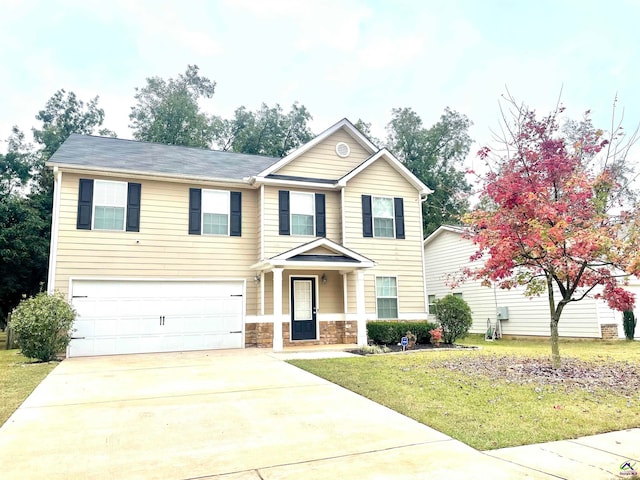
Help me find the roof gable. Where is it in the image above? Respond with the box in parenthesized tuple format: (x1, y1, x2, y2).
(47, 134, 281, 182)
(258, 118, 378, 177)
(339, 149, 433, 196)
(423, 225, 468, 247)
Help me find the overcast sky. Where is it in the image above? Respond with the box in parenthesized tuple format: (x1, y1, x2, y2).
(2, 0, 639, 169)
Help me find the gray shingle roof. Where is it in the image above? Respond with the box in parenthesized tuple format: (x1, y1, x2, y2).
(47, 134, 282, 181)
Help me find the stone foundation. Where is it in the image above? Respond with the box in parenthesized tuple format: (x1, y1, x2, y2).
(245, 321, 357, 348)
(244, 323, 274, 348)
(600, 323, 619, 340)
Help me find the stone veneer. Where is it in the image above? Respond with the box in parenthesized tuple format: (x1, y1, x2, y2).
(245, 321, 357, 348)
(600, 323, 619, 340)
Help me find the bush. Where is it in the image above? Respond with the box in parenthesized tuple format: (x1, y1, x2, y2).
(367, 321, 438, 345)
(623, 310, 636, 340)
(10, 292, 76, 361)
(434, 294, 472, 344)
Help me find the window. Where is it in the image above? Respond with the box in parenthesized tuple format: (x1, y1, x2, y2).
(77, 179, 141, 232)
(189, 188, 241, 236)
(428, 295, 437, 315)
(202, 189, 230, 235)
(453, 292, 463, 298)
(93, 180, 127, 230)
(376, 276, 398, 319)
(290, 191, 314, 236)
(361, 195, 404, 239)
(373, 197, 394, 238)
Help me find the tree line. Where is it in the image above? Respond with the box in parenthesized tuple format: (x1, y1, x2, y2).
(0, 64, 473, 326)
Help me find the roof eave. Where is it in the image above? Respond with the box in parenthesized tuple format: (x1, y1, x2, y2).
(252, 175, 339, 190)
(47, 162, 253, 187)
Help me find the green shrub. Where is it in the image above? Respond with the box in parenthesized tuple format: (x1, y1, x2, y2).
(434, 294, 472, 344)
(623, 310, 636, 340)
(10, 292, 76, 361)
(367, 321, 438, 345)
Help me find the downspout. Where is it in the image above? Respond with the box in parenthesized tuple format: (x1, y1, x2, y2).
(47, 167, 62, 295)
(341, 186, 346, 247)
(419, 192, 429, 313)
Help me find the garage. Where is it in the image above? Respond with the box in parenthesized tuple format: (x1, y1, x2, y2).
(68, 280, 244, 357)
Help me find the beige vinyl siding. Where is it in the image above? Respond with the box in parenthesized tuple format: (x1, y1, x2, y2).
(343, 158, 426, 316)
(307, 246, 338, 255)
(424, 229, 604, 338)
(263, 186, 341, 258)
(54, 172, 260, 316)
(276, 130, 371, 180)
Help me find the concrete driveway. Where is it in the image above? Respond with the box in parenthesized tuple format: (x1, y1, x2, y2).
(0, 349, 551, 479)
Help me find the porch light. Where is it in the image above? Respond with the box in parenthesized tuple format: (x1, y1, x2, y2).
(321, 273, 327, 285)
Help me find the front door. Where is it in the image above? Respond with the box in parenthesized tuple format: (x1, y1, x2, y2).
(291, 277, 317, 340)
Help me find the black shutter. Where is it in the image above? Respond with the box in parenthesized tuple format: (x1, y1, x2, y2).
(76, 179, 94, 230)
(362, 195, 373, 237)
(394, 197, 405, 239)
(279, 190, 290, 235)
(189, 188, 202, 235)
(315, 193, 326, 237)
(230, 191, 242, 237)
(126, 183, 142, 232)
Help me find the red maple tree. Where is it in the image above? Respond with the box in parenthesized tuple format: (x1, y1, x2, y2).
(464, 98, 640, 367)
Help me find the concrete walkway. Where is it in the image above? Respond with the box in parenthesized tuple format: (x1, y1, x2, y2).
(0, 348, 634, 479)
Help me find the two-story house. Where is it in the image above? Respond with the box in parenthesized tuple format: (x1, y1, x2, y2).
(46, 119, 432, 357)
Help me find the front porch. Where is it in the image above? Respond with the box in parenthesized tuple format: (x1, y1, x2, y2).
(249, 238, 375, 351)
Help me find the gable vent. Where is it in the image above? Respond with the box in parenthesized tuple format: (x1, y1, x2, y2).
(335, 142, 351, 158)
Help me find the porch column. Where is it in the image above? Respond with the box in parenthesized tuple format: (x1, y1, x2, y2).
(356, 270, 367, 345)
(272, 268, 284, 352)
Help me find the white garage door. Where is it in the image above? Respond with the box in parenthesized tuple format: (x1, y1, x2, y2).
(69, 280, 244, 357)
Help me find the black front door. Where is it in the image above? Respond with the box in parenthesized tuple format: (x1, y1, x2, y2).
(291, 277, 317, 340)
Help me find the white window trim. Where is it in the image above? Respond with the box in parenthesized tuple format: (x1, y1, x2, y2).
(372, 195, 395, 238)
(290, 191, 315, 237)
(202, 189, 230, 236)
(92, 179, 127, 231)
(428, 294, 437, 315)
(375, 275, 399, 319)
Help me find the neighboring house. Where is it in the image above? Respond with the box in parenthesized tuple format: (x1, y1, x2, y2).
(423, 225, 631, 339)
(47, 119, 432, 357)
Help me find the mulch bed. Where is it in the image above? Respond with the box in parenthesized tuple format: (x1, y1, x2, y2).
(349, 344, 640, 394)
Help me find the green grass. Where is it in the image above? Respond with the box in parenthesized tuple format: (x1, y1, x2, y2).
(0, 346, 58, 426)
(289, 335, 640, 450)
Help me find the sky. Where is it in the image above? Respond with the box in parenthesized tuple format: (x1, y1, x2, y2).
(2, 0, 640, 171)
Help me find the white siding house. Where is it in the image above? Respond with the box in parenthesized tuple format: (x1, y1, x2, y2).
(423, 225, 629, 339)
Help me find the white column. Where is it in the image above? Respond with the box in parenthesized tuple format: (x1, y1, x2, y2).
(272, 268, 284, 352)
(356, 270, 367, 345)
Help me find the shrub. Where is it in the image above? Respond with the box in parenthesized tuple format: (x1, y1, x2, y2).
(623, 310, 636, 340)
(367, 321, 438, 345)
(429, 327, 443, 346)
(434, 294, 472, 344)
(10, 292, 76, 361)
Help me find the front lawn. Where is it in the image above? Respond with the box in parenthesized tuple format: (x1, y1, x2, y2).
(0, 347, 58, 426)
(289, 335, 640, 450)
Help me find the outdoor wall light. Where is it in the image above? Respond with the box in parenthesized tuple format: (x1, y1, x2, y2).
(254, 274, 261, 283)
(321, 273, 327, 285)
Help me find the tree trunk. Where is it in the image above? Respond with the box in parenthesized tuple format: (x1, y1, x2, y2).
(550, 316, 561, 369)
(547, 276, 561, 369)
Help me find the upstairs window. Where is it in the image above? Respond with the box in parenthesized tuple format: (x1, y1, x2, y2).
(93, 180, 127, 230)
(373, 196, 394, 238)
(202, 189, 230, 235)
(361, 195, 405, 239)
(188, 188, 241, 236)
(77, 179, 141, 232)
(290, 191, 315, 236)
(279, 190, 326, 237)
